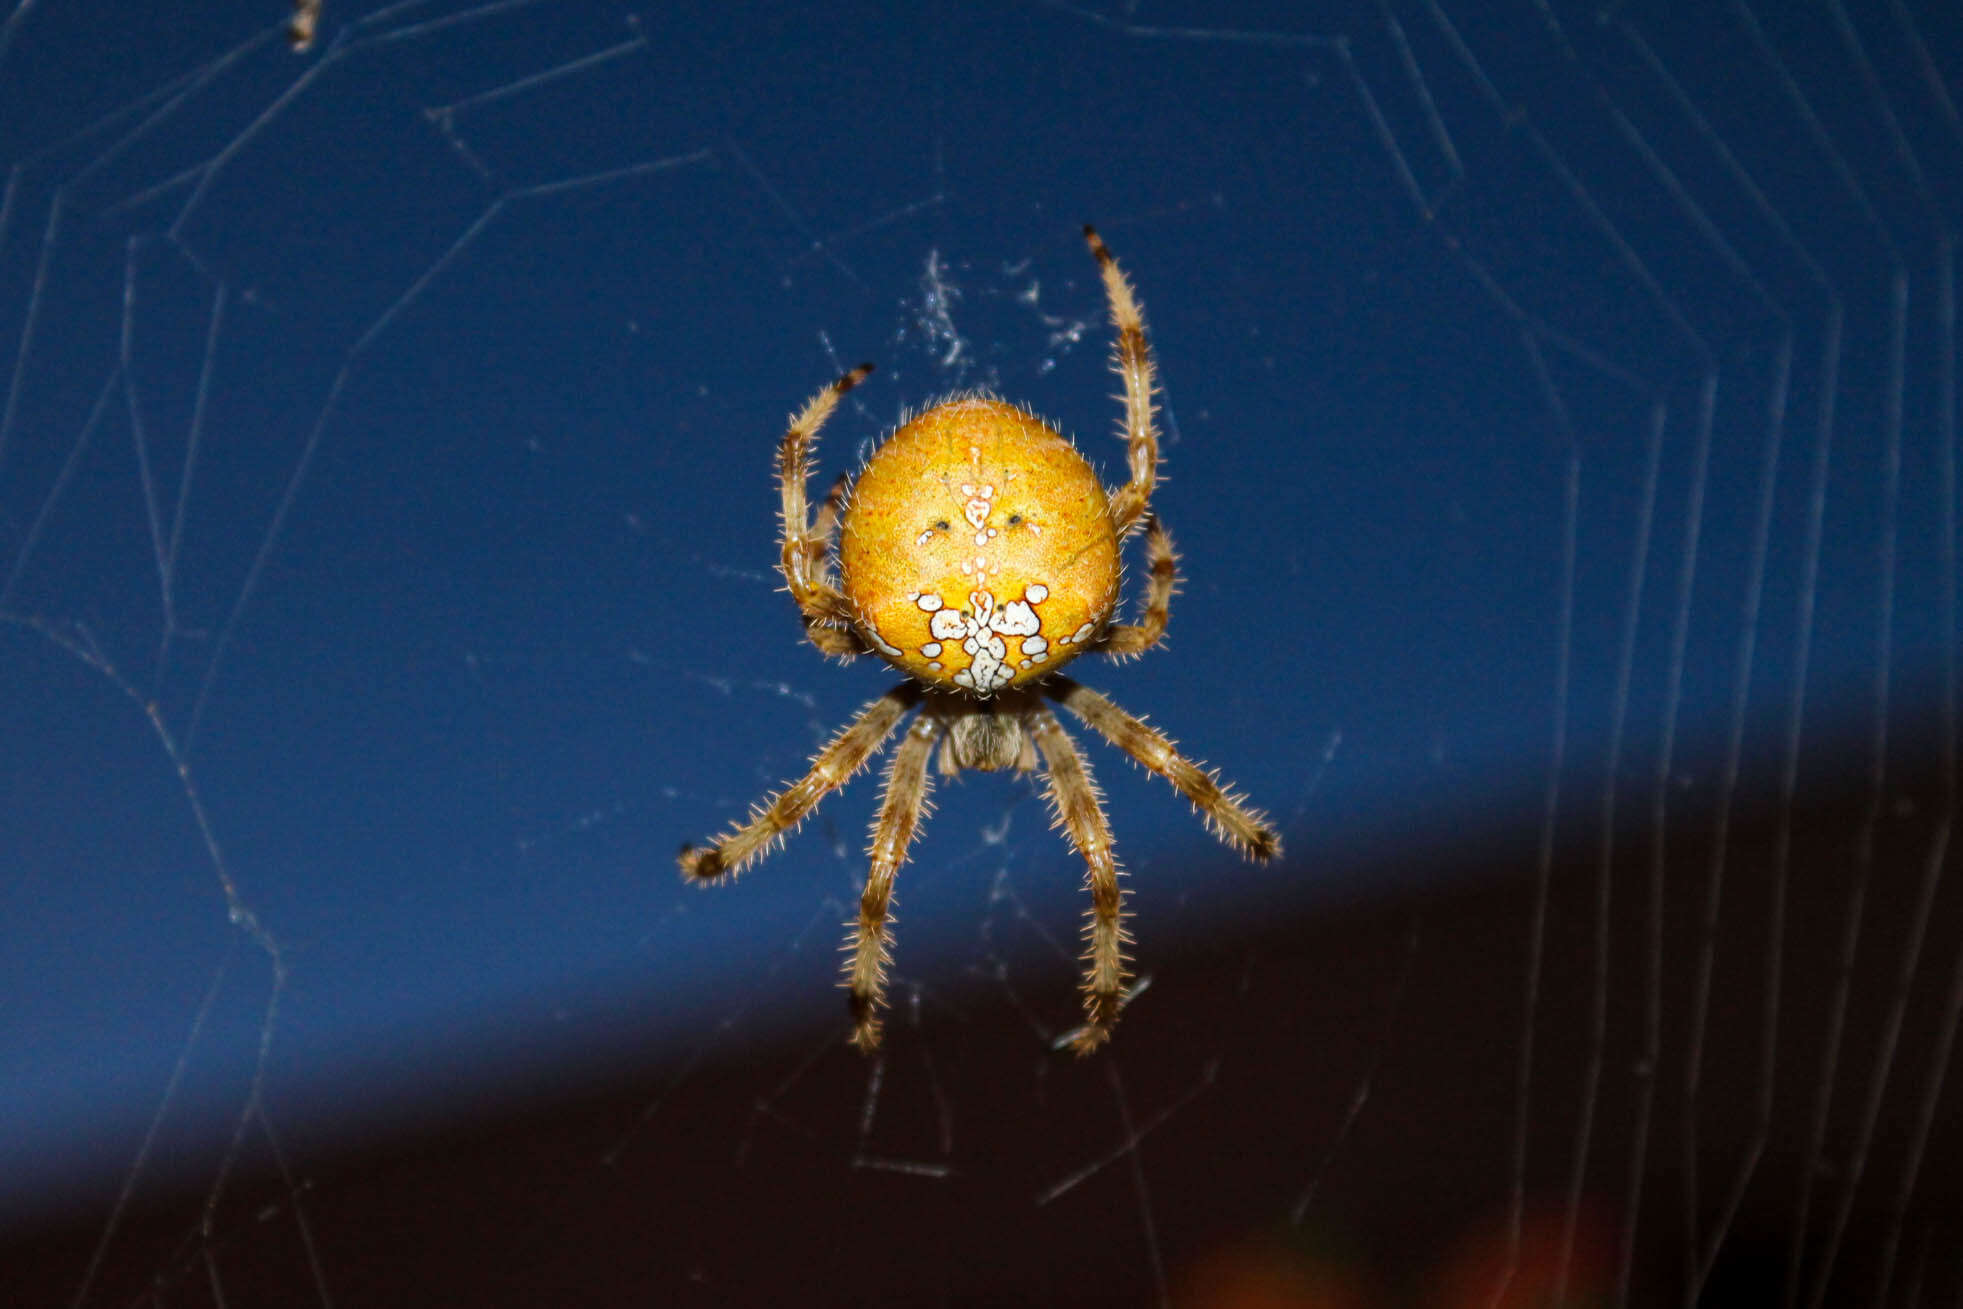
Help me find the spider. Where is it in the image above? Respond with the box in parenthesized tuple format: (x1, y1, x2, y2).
(679, 226, 1280, 1054)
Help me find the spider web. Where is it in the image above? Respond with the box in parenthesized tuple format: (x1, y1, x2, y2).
(2, 0, 1958, 1304)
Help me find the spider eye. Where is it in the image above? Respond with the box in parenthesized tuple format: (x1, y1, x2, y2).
(1006, 513, 1023, 525)
(933, 519, 950, 531)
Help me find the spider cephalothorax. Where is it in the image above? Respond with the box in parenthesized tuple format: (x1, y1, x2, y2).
(679, 228, 1279, 1054)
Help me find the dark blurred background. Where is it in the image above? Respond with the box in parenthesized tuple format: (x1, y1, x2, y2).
(2, 1, 1957, 1304)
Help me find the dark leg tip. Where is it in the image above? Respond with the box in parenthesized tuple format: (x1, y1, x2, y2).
(678, 844, 725, 881)
(848, 992, 883, 1052)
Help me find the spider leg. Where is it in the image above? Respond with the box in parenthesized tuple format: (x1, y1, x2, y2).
(679, 684, 921, 881)
(1028, 702, 1132, 1054)
(845, 713, 942, 1051)
(807, 471, 851, 580)
(798, 471, 863, 656)
(1047, 677, 1281, 861)
(1089, 513, 1176, 659)
(1084, 226, 1159, 540)
(779, 365, 874, 655)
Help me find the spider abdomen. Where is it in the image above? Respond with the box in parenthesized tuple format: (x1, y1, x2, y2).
(839, 397, 1119, 696)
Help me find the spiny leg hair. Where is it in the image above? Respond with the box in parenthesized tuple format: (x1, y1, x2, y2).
(807, 471, 851, 580)
(1047, 677, 1281, 861)
(679, 684, 921, 881)
(845, 714, 941, 1051)
(1092, 513, 1176, 659)
(1029, 702, 1132, 1054)
(778, 364, 873, 653)
(1084, 226, 1159, 540)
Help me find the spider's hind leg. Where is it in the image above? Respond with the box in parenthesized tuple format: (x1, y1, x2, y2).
(1084, 226, 1160, 540)
(1090, 514, 1176, 660)
(778, 365, 874, 653)
(807, 471, 852, 578)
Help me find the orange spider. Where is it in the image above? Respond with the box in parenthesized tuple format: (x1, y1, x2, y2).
(680, 227, 1279, 1054)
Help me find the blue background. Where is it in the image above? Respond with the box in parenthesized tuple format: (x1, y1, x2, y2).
(1, 0, 1957, 1298)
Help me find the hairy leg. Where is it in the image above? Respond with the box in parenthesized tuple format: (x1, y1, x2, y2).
(845, 714, 941, 1050)
(1084, 226, 1159, 539)
(1047, 678, 1281, 860)
(1028, 703, 1131, 1054)
(807, 471, 851, 578)
(1092, 514, 1176, 658)
(679, 684, 920, 880)
(778, 365, 873, 652)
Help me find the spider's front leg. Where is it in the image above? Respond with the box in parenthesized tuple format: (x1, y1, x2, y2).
(679, 685, 920, 881)
(1048, 678, 1280, 861)
(845, 714, 941, 1050)
(777, 365, 874, 655)
(1027, 703, 1132, 1054)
